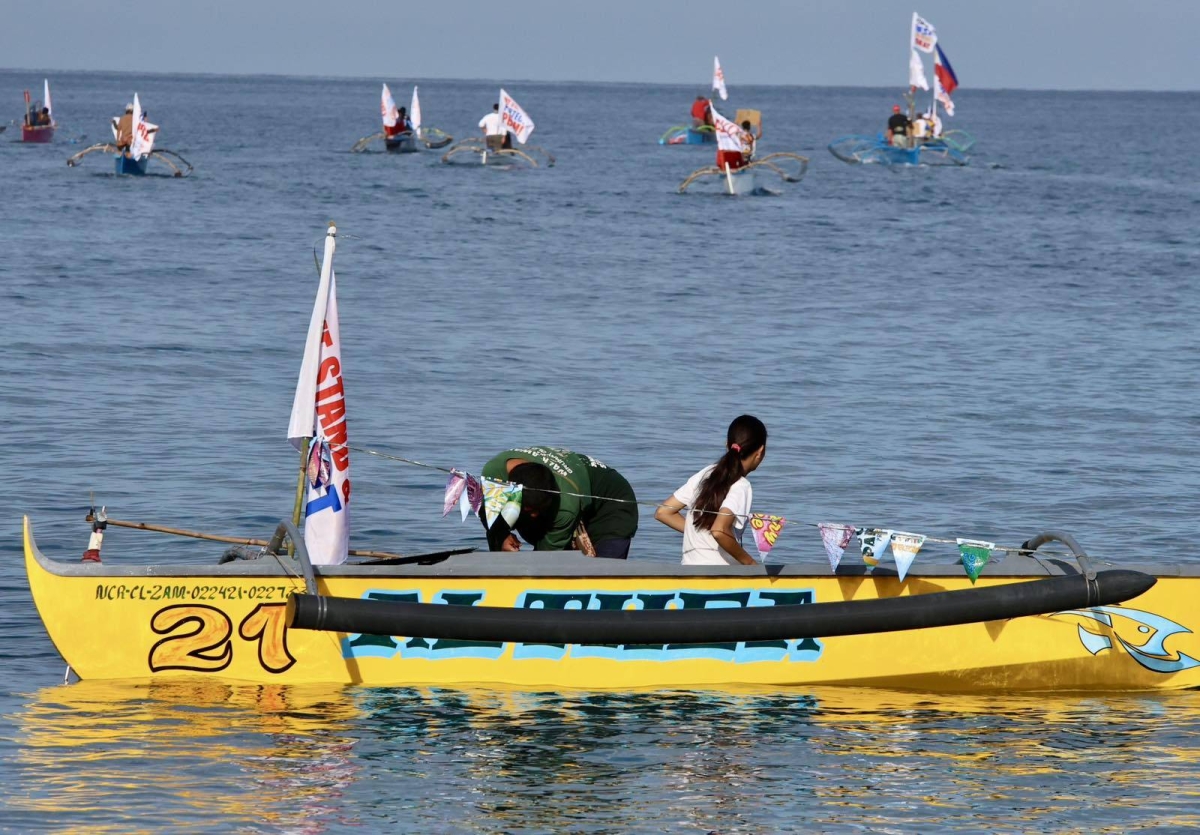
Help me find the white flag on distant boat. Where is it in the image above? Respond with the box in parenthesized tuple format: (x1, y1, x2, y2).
(44, 79, 52, 120)
(912, 12, 937, 53)
(130, 93, 158, 160)
(381, 83, 399, 128)
(713, 56, 728, 101)
(710, 103, 742, 152)
(499, 88, 535, 144)
(287, 225, 351, 566)
(410, 85, 422, 134)
(908, 49, 929, 91)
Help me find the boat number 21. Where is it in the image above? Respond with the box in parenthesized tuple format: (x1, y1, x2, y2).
(148, 603, 296, 674)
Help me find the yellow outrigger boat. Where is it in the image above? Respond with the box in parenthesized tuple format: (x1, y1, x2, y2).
(23, 515, 1200, 691)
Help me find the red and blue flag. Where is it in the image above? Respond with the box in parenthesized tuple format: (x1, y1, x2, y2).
(934, 45, 958, 95)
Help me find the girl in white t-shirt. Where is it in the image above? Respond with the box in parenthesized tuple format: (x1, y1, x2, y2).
(654, 415, 768, 565)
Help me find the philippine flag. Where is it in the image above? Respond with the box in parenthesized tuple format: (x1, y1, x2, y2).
(934, 44, 958, 96)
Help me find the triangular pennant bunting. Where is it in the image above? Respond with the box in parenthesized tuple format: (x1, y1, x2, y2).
(748, 513, 787, 560)
(889, 532, 926, 582)
(957, 538, 994, 584)
(856, 528, 892, 567)
(482, 478, 523, 529)
(464, 474, 483, 520)
(818, 523, 855, 572)
(442, 470, 466, 518)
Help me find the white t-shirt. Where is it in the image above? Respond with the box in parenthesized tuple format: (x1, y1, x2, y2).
(479, 112, 505, 136)
(672, 465, 753, 565)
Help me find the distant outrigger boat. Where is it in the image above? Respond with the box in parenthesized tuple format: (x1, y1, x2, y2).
(20, 80, 55, 143)
(24, 223, 1195, 692)
(441, 88, 553, 168)
(830, 13, 974, 168)
(660, 56, 728, 146)
(679, 106, 808, 195)
(351, 84, 453, 154)
(66, 93, 192, 177)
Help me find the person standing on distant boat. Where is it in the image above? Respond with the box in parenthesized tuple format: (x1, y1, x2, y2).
(113, 103, 134, 152)
(886, 105, 911, 148)
(654, 415, 767, 566)
(480, 446, 639, 559)
(479, 102, 507, 152)
(739, 118, 761, 162)
(690, 95, 712, 128)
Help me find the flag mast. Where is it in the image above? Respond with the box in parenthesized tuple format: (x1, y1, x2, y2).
(291, 221, 338, 532)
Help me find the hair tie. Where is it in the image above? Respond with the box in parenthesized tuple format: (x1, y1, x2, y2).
(730, 443, 741, 453)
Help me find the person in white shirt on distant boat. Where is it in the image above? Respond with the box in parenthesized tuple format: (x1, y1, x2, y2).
(654, 415, 768, 566)
(479, 103, 510, 152)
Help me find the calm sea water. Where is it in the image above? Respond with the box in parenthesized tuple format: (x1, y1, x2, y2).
(2, 70, 1199, 832)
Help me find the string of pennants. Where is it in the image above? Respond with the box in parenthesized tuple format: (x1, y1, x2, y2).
(438, 466, 995, 584)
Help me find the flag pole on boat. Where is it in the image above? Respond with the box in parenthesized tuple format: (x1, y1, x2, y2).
(287, 221, 352, 565)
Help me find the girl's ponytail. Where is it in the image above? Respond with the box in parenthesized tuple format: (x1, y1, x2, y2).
(691, 415, 767, 531)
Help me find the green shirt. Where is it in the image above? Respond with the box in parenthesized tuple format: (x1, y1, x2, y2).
(481, 447, 638, 550)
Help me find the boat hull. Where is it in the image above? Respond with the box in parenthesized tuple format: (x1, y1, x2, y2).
(21, 125, 55, 143)
(115, 154, 149, 176)
(384, 132, 419, 153)
(724, 165, 767, 196)
(24, 516, 1200, 690)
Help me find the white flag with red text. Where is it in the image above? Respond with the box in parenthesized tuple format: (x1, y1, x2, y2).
(912, 12, 937, 53)
(130, 93, 158, 160)
(381, 83, 399, 128)
(713, 56, 728, 100)
(499, 88, 535, 143)
(711, 103, 742, 152)
(288, 227, 351, 566)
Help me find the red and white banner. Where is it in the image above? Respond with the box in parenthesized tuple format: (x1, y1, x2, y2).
(410, 85, 422, 134)
(710, 103, 742, 152)
(499, 88, 535, 144)
(288, 225, 351, 566)
(712, 56, 728, 101)
(381, 83, 399, 128)
(130, 93, 158, 160)
(911, 12, 937, 53)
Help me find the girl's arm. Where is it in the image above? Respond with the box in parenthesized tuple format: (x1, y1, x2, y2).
(711, 508, 757, 565)
(653, 495, 687, 534)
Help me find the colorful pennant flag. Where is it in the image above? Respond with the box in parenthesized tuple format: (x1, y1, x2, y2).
(482, 478, 523, 529)
(464, 474, 483, 520)
(818, 523, 855, 572)
(442, 470, 466, 518)
(889, 532, 927, 582)
(749, 513, 787, 560)
(957, 538, 994, 584)
(857, 528, 892, 567)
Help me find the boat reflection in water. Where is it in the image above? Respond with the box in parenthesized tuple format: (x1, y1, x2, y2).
(11, 682, 1200, 831)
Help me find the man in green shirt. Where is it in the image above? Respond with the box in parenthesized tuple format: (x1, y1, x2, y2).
(480, 446, 638, 559)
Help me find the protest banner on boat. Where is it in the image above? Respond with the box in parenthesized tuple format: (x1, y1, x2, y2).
(499, 89, 535, 144)
(911, 13, 937, 53)
(130, 94, 158, 160)
(710, 104, 743, 152)
(749, 514, 786, 560)
(381, 83, 399, 128)
(713, 56, 728, 100)
(287, 225, 351, 565)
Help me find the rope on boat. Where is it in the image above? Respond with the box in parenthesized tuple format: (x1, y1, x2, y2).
(337, 442, 1083, 559)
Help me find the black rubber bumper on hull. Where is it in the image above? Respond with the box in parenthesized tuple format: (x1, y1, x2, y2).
(287, 570, 1155, 645)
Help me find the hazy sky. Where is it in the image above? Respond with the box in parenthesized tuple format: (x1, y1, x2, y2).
(4, 1, 1198, 91)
